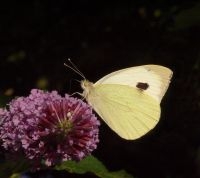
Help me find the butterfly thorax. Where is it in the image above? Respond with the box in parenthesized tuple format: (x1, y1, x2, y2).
(81, 80, 94, 99)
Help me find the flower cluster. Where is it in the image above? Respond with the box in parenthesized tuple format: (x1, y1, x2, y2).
(0, 89, 100, 168)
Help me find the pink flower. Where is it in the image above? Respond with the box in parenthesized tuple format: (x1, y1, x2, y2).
(0, 89, 100, 168)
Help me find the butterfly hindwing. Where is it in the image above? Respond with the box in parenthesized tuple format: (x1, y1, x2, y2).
(87, 84, 160, 140)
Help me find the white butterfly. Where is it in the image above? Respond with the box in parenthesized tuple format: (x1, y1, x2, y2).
(66, 61, 173, 140)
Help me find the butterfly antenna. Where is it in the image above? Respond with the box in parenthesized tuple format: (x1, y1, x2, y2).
(64, 58, 86, 79)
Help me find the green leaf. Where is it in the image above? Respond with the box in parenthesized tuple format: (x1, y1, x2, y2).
(173, 3, 200, 30)
(56, 155, 134, 178)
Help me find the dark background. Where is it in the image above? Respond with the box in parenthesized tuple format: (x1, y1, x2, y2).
(1, 1, 200, 178)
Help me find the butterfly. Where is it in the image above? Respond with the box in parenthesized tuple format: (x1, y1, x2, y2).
(65, 61, 173, 140)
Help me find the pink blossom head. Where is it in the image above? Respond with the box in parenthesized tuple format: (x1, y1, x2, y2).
(0, 89, 100, 168)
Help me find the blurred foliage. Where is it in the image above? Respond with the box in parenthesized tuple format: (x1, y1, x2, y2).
(9, 174, 20, 178)
(0, 155, 133, 178)
(7, 51, 26, 63)
(172, 2, 200, 30)
(56, 155, 133, 178)
(35, 77, 49, 89)
(0, 94, 12, 107)
(0, 157, 30, 178)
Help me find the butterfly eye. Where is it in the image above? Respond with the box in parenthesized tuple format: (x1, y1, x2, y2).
(136, 82, 149, 90)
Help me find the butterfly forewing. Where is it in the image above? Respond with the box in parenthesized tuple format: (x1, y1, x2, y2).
(94, 65, 172, 103)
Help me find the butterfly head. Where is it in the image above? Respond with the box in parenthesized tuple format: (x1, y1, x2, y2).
(64, 59, 93, 99)
(81, 80, 94, 98)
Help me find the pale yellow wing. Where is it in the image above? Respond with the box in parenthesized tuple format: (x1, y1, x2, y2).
(87, 84, 160, 140)
(94, 65, 172, 103)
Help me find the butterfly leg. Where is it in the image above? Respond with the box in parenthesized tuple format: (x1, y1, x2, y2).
(69, 92, 85, 100)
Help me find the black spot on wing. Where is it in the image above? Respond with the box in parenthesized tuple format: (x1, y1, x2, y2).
(136, 82, 149, 90)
